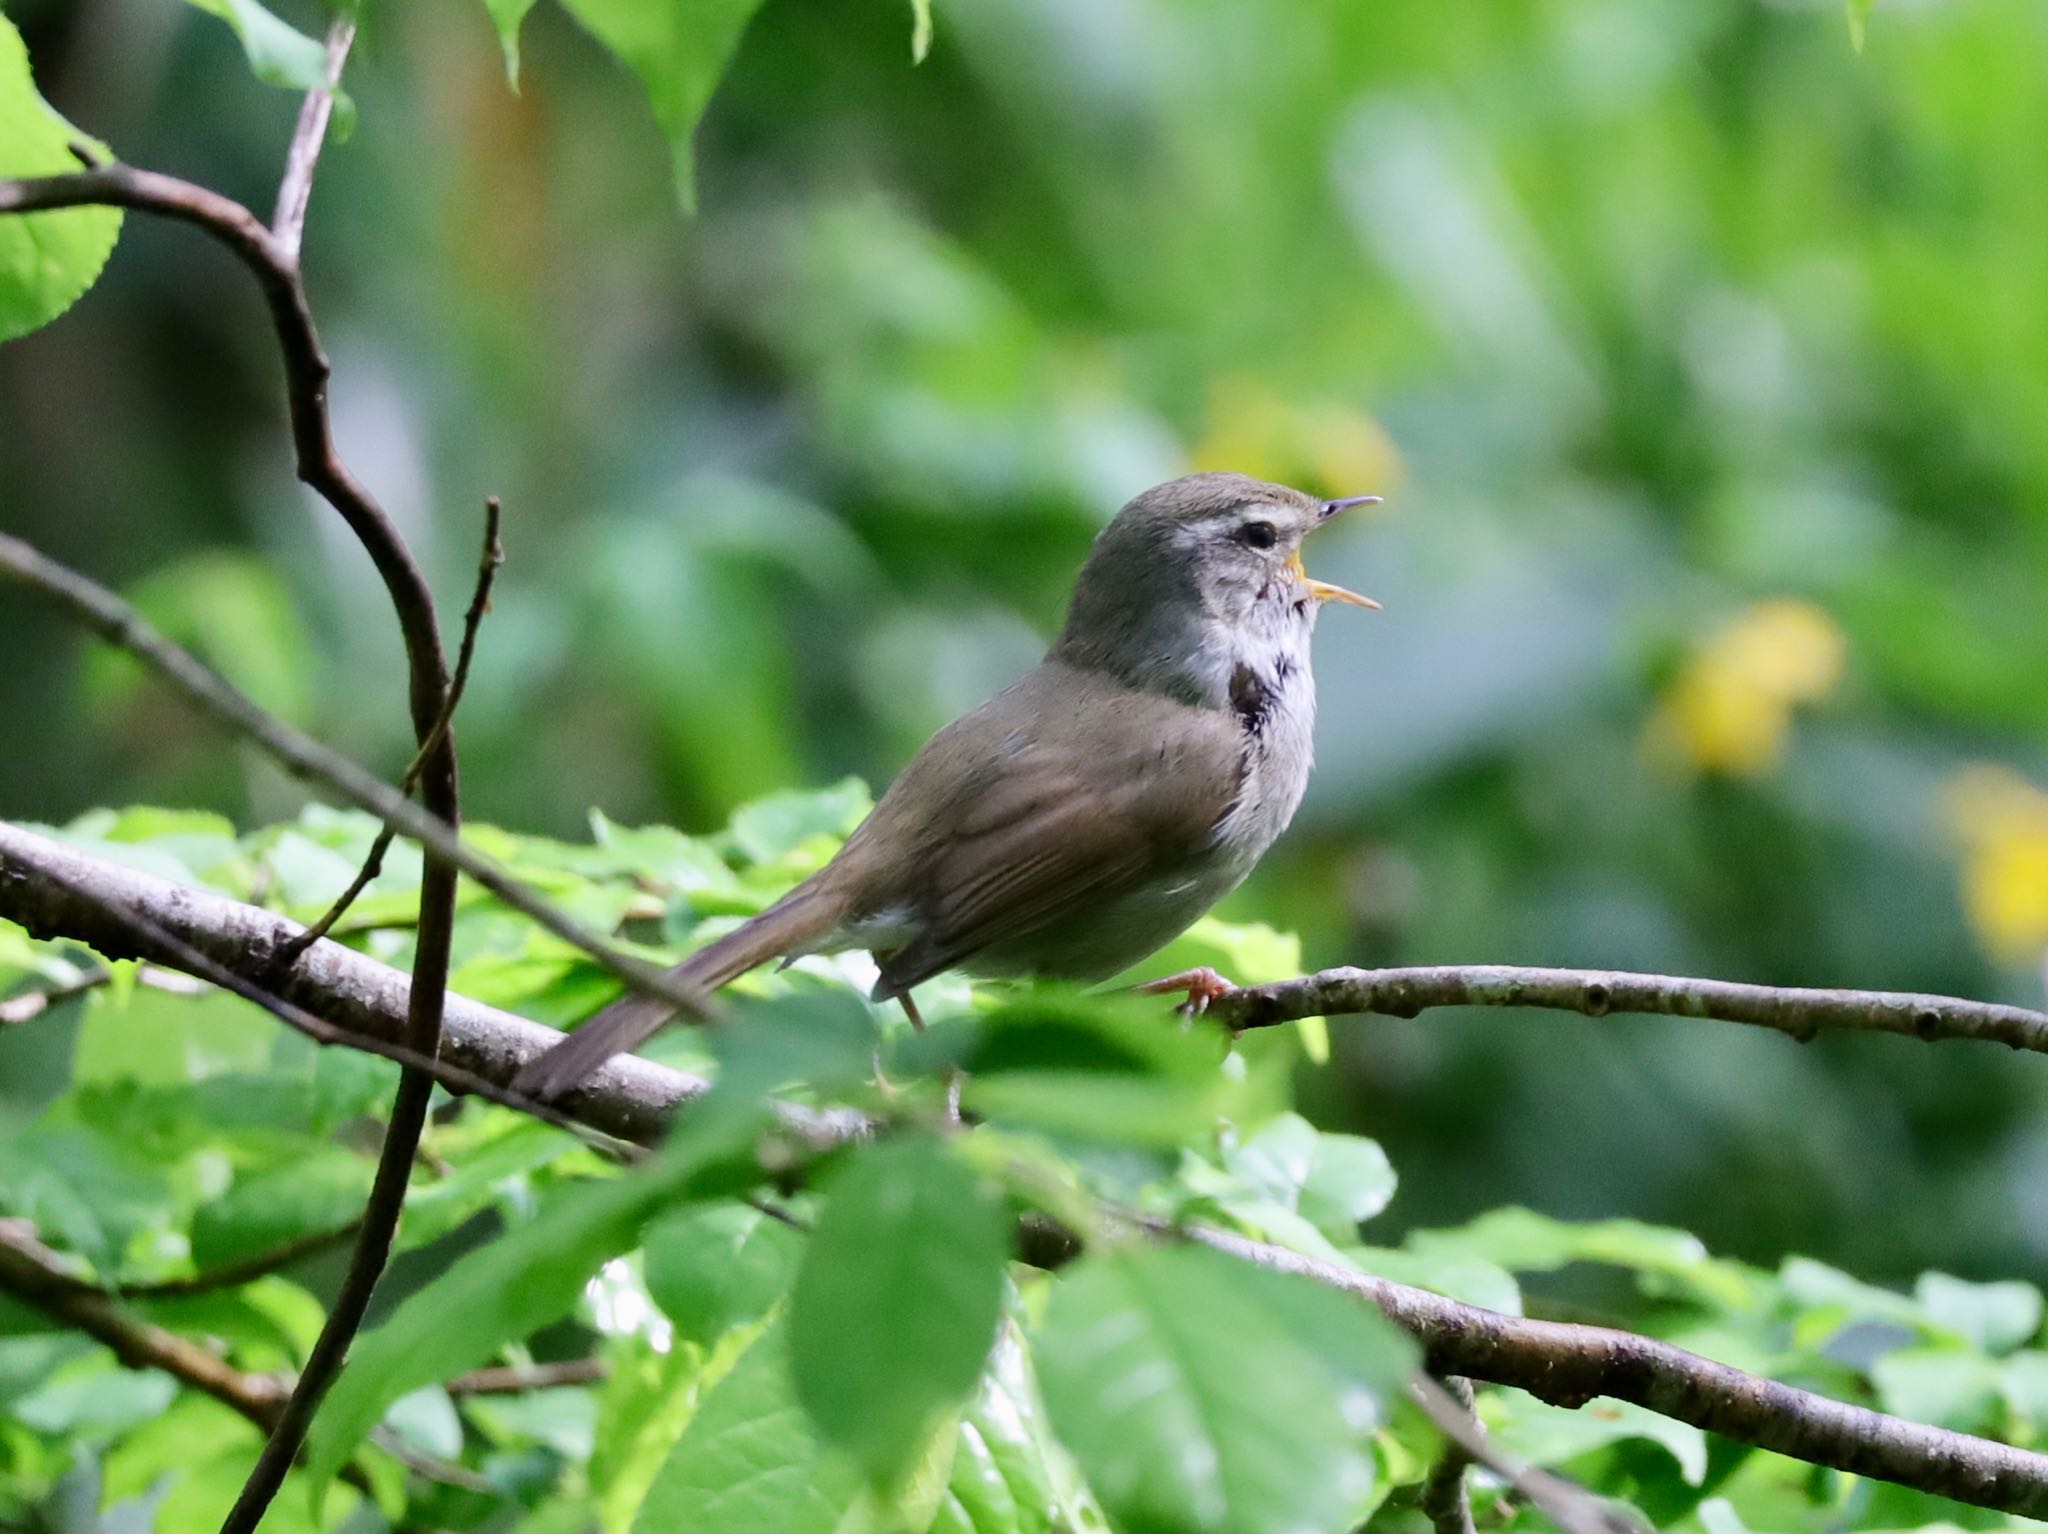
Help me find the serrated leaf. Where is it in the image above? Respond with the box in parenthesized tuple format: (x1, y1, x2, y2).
(1035, 1244, 1413, 1534)
(644, 1199, 805, 1348)
(789, 1139, 1008, 1488)
(635, 1315, 863, 1532)
(558, 0, 769, 210)
(304, 1103, 761, 1502)
(0, 17, 122, 343)
(1222, 1113, 1396, 1239)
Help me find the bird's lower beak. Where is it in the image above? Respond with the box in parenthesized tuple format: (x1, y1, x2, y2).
(1291, 493, 1384, 609)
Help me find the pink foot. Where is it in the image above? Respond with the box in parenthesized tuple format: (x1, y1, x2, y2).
(1134, 966, 1238, 1016)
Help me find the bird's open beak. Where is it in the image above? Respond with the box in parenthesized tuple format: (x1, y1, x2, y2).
(1293, 495, 1383, 609)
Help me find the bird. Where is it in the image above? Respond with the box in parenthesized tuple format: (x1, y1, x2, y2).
(516, 471, 1380, 1098)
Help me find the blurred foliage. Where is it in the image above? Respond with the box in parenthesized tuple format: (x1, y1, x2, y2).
(3, 798, 2048, 1531)
(4, 0, 2048, 1501)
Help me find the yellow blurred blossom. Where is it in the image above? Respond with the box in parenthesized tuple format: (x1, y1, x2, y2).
(1191, 376, 1404, 499)
(1943, 765, 2048, 965)
(1644, 599, 1847, 776)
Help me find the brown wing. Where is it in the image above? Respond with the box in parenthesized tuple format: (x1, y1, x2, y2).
(852, 662, 1247, 998)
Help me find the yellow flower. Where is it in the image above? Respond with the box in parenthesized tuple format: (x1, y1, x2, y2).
(1645, 599, 1846, 776)
(1943, 765, 2048, 966)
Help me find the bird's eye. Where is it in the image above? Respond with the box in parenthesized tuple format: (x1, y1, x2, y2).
(1240, 520, 1278, 550)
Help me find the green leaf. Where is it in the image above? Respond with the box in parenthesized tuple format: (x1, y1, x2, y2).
(557, 0, 769, 210)
(1913, 1272, 2043, 1355)
(85, 551, 316, 728)
(1844, 0, 1876, 52)
(951, 988, 1256, 1146)
(789, 1139, 1009, 1488)
(0, 16, 122, 343)
(304, 1104, 761, 1502)
(485, 0, 541, 82)
(1035, 1244, 1414, 1534)
(1222, 1113, 1396, 1240)
(1412, 1207, 1760, 1311)
(1343, 1244, 1523, 1315)
(908, 0, 933, 63)
(179, 0, 334, 95)
(727, 777, 874, 866)
(936, 1324, 1078, 1534)
(1485, 1391, 1708, 1485)
(1871, 1347, 2004, 1432)
(635, 1315, 864, 1533)
(190, 1153, 370, 1270)
(644, 1199, 805, 1348)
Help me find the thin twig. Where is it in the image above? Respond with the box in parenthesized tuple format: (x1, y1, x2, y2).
(0, 528, 712, 1022)
(1408, 1374, 1639, 1534)
(278, 497, 505, 965)
(0, 1221, 489, 1498)
(112, 1221, 364, 1299)
(270, 17, 355, 261)
(0, 1220, 289, 1430)
(1186, 1224, 2048, 1521)
(0, 962, 204, 1024)
(1420, 1376, 1480, 1534)
(445, 1358, 610, 1395)
(1213, 964, 2048, 1057)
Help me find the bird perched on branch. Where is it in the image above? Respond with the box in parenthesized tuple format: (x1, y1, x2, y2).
(517, 471, 1381, 1097)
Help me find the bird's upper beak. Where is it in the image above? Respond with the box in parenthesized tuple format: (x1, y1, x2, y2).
(1292, 495, 1383, 609)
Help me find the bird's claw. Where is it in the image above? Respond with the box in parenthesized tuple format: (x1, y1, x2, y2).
(1134, 966, 1238, 1017)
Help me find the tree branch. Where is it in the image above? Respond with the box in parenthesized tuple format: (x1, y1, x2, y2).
(0, 527, 711, 1022)
(277, 496, 504, 965)
(1187, 1224, 2048, 1521)
(445, 1359, 611, 1395)
(1214, 965, 2048, 1056)
(271, 17, 355, 260)
(1408, 1373, 1636, 1534)
(0, 1220, 288, 1431)
(0, 820, 857, 1152)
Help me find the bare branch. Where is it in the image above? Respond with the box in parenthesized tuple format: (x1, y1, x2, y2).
(0, 530, 711, 1021)
(1419, 1376, 1480, 1534)
(1187, 1224, 2048, 1521)
(445, 1359, 611, 1395)
(113, 1222, 363, 1300)
(1408, 1374, 1638, 1534)
(0, 962, 203, 1024)
(0, 820, 860, 1152)
(1214, 964, 2048, 1057)
(279, 496, 505, 964)
(271, 17, 356, 261)
(0, 1220, 290, 1431)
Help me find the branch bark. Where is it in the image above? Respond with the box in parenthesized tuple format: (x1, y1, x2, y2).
(1214, 965, 2048, 1056)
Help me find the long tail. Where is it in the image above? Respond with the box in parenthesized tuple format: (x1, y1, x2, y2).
(512, 884, 848, 1099)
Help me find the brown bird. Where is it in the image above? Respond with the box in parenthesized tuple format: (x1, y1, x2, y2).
(517, 472, 1379, 1097)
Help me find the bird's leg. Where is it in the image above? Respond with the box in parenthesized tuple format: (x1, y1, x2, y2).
(898, 991, 926, 1031)
(1134, 966, 1238, 1016)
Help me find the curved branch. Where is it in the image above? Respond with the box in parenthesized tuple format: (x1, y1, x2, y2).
(1189, 1225, 2048, 1521)
(2, 146, 467, 1534)
(1213, 965, 2048, 1056)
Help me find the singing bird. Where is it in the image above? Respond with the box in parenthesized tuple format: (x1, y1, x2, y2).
(517, 472, 1380, 1096)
